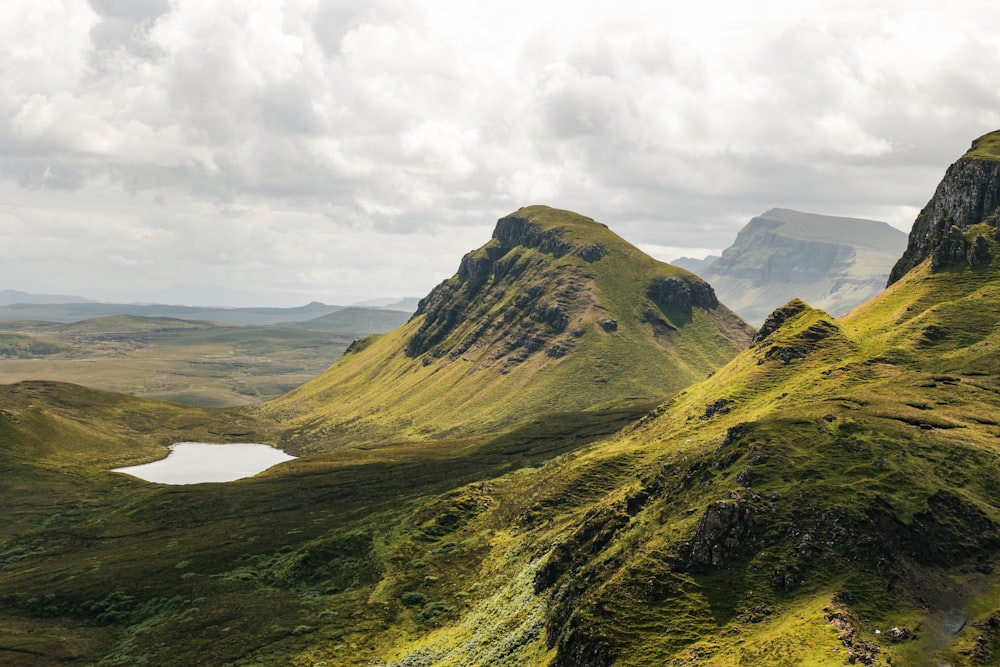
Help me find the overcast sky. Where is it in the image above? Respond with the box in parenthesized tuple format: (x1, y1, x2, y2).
(3, 0, 1000, 306)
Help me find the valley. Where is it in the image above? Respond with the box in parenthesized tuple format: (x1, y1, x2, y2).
(0, 310, 411, 407)
(2, 131, 1000, 666)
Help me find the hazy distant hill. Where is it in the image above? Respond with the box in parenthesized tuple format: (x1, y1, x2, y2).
(0, 300, 345, 326)
(699, 208, 907, 325)
(671, 254, 719, 273)
(287, 307, 411, 334)
(351, 296, 420, 312)
(0, 289, 93, 306)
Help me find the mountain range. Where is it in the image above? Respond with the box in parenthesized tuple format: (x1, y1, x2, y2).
(1, 131, 1000, 666)
(0, 296, 418, 327)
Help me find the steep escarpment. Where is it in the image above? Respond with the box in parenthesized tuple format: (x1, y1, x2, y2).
(699, 208, 906, 325)
(267, 205, 753, 449)
(889, 130, 1000, 284)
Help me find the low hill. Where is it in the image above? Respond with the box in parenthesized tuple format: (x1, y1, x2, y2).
(0, 289, 92, 306)
(698, 208, 906, 325)
(287, 307, 412, 334)
(0, 301, 344, 326)
(267, 205, 754, 449)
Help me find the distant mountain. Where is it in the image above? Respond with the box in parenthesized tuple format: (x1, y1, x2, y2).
(269, 205, 753, 448)
(699, 208, 907, 325)
(351, 296, 420, 312)
(0, 289, 93, 306)
(379, 297, 420, 312)
(287, 307, 411, 334)
(671, 255, 719, 273)
(0, 301, 344, 326)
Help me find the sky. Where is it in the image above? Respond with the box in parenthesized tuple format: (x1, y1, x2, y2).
(3, 1, 1000, 307)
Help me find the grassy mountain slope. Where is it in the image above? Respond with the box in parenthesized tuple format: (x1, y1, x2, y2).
(267, 205, 752, 450)
(4, 139, 1000, 666)
(0, 380, 654, 666)
(345, 213, 1000, 667)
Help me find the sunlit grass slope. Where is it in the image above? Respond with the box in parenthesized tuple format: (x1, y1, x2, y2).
(353, 224, 1000, 666)
(268, 205, 753, 450)
(5, 181, 1000, 664)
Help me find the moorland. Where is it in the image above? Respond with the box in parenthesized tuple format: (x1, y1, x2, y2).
(2, 132, 1000, 666)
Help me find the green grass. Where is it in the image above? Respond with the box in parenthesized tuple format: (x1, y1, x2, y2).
(964, 129, 1000, 162)
(6, 201, 1000, 665)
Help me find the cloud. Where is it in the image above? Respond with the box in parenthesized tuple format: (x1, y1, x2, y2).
(2, 1, 1000, 304)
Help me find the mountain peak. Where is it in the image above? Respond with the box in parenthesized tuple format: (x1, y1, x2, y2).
(491, 205, 614, 260)
(271, 206, 753, 447)
(888, 130, 1000, 284)
(963, 129, 1000, 163)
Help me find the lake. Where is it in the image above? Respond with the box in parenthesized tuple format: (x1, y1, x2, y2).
(111, 442, 296, 484)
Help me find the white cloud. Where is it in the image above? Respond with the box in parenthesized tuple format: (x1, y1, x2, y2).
(2, 1, 1000, 304)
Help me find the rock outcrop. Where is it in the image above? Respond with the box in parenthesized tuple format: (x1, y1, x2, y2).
(889, 132, 1000, 283)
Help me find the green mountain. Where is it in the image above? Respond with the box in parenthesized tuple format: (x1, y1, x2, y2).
(349, 131, 1000, 666)
(266, 205, 753, 449)
(4, 135, 1000, 666)
(699, 208, 906, 325)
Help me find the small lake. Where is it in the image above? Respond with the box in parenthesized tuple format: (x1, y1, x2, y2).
(111, 442, 296, 484)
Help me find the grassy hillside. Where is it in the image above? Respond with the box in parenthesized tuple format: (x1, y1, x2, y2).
(0, 380, 654, 666)
(354, 224, 1000, 666)
(267, 205, 752, 450)
(5, 149, 1000, 666)
(5, 227, 999, 666)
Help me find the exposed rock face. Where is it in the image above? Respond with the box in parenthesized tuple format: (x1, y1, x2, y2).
(406, 215, 594, 364)
(492, 214, 575, 258)
(646, 276, 719, 312)
(698, 209, 906, 325)
(889, 138, 1000, 283)
(684, 500, 757, 570)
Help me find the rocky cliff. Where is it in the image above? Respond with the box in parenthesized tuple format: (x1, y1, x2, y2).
(888, 131, 1000, 284)
(698, 208, 906, 325)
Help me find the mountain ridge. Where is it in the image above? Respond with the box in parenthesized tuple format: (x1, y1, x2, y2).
(267, 204, 753, 450)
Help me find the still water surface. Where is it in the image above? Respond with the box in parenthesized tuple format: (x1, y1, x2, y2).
(111, 442, 296, 484)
